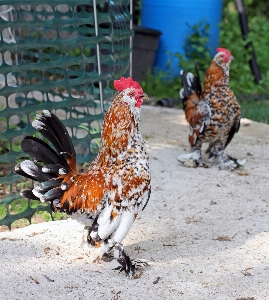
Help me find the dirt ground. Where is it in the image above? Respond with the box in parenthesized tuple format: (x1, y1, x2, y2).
(0, 106, 269, 300)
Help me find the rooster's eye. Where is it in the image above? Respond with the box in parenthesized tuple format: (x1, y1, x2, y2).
(128, 92, 134, 97)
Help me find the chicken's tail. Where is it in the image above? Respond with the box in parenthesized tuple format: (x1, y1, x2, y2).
(15, 110, 77, 212)
(179, 61, 202, 123)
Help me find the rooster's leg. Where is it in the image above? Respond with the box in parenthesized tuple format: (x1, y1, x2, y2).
(178, 139, 208, 167)
(191, 139, 204, 166)
(206, 142, 232, 169)
(85, 225, 125, 267)
(85, 216, 149, 277)
(111, 243, 134, 277)
(207, 141, 245, 170)
(110, 243, 148, 278)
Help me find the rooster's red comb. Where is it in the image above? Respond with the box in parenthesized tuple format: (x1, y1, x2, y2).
(216, 48, 232, 57)
(114, 77, 143, 94)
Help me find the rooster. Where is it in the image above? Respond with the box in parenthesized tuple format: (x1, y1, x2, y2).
(178, 48, 245, 170)
(15, 77, 151, 277)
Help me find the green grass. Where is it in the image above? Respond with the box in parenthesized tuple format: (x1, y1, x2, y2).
(0, 198, 65, 218)
(0, 197, 65, 230)
(7, 199, 64, 221)
(239, 100, 269, 124)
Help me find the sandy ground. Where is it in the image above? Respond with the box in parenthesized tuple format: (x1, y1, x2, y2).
(1, 106, 269, 300)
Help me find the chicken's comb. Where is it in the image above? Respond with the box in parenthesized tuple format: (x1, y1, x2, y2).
(114, 77, 143, 93)
(216, 48, 232, 57)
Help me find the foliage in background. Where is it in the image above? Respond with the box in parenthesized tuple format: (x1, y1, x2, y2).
(240, 0, 269, 19)
(141, 69, 179, 100)
(220, 0, 269, 121)
(220, 0, 266, 97)
(175, 20, 212, 77)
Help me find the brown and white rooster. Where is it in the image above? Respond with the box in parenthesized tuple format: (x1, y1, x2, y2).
(15, 77, 151, 277)
(178, 48, 245, 170)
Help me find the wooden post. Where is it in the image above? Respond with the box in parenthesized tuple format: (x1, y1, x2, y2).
(235, 0, 262, 84)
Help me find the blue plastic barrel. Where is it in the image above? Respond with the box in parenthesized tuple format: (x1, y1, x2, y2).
(141, 0, 223, 74)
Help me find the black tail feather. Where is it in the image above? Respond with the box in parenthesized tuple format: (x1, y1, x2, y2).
(21, 137, 65, 166)
(16, 110, 77, 205)
(194, 61, 202, 97)
(33, 110, 76, 159)
(60, 152, 72, 159)
(40, 179, 63, 192)
(180, 70, 192, 98)
(47, 111, 76, 158)
(32, 117, 67, 157)
(17, 160, 54, 182)
(20, 189, 40, 200)
(15, 162, 37, 181)
(42, 164, 66, 175)
(42, 187, 65, 202)
(180, 61, 202, 101)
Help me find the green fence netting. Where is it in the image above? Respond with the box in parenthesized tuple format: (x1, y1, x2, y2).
(0, 0, 132, 229)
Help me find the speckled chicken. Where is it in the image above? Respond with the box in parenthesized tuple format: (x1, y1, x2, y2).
(15, 77, 151, 277)
(178, 48, 245, 169)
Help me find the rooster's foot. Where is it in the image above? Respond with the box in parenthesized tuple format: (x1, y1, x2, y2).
(109, 244, 134, 277)
(177, 151, 208, 168)
(109, 244, 148, 278)
(219, 155, 246, 170)
(196, 162, 210, 168)
(131, 258, 149, 269)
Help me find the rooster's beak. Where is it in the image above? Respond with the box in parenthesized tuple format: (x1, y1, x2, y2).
(142, 93, 149, 100)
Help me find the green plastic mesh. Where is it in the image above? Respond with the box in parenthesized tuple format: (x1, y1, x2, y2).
(0, 0, 132, 229)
